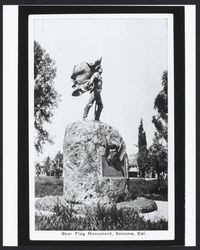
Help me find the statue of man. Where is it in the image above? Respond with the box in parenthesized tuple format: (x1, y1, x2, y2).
(71, 57, 103, 121)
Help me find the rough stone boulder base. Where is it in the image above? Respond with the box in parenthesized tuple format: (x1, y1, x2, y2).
(63, 120, 129, 204)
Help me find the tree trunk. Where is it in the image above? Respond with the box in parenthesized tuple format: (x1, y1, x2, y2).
(157, 171, 161, 192)
(142, 169, 145, 178)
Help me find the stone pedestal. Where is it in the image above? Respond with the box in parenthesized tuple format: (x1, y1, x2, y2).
(63, 120, 129, 204)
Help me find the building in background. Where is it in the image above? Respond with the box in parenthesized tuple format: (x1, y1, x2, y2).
(128, 154, 139, 178)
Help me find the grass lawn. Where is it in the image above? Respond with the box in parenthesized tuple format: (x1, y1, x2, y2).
(35, 176, 167, 201)
(35, 177, 168, 230)
(35, 176, 63, 197)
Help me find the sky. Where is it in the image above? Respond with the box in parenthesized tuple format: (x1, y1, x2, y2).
(32, 14, 169, 162)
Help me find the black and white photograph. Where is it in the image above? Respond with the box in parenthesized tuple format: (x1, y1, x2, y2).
(29, 13, 174, 241)
(1, 3, 197, 247)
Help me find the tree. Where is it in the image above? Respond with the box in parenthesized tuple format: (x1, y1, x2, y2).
(150, 70, 168, 187)
(152, 71, 168, 142)
(53, 151, 63, 178)
(137, 119, 149, 177)
(138, 119, 147, 151)
(34, 41, 60, 153)
(44, 156, 52, 176)
(35, 163, 41, 177)
(148, 136, 168, 188)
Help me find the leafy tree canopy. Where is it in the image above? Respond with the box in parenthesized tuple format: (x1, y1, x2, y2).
(34, 41, 60, 153)
(148, 135, 168, 184)
(54, 151, 63, 167)
(44, 156, 52, 173)
(152, 71, 168, 142)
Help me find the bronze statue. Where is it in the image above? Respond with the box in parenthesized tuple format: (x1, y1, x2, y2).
(71, 57, 103, 121)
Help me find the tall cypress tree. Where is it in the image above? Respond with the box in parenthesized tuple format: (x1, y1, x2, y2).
(137, 119, 148, 177)
(138, 119, 147, 151)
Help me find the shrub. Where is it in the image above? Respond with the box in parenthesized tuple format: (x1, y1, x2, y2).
(128, 179, 167, 201)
